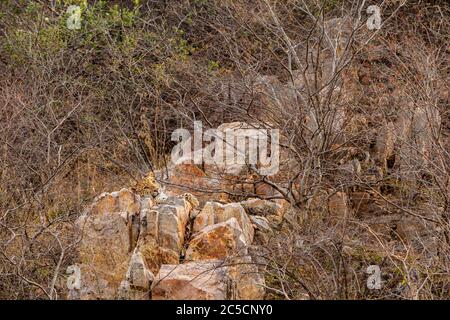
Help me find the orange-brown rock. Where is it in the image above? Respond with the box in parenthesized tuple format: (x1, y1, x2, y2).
(165, 164, 208, 192)
(152, 261, 230, 300)
(135, 197, 191, 274)
(118, 250, 154, 300)
(164, 163, 230, 203)
(73, 189, 141, 299)
(152, 257, 265, 300)
(186, 218, 248, 261)
(193, 202, 254, 244)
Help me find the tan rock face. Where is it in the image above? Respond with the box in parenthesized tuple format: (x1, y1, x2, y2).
(163, 148, 278, 204)
(127, 251, 154, 290)
(135, 198, 191, 274)
(90, 188, 141, 216)
(254, 182, 280, 198)
(187, 218, 248, 261)
(163, 164, 227, 203)
(118, 251, 154, 300)
(74, 189, 141, 299)
(72, 190, 193, 299)
(193, 202, 254, 245)
(163, 163, 251, 204)
(157, 203, 189, 252)
(152, 257, 265, 300)
(136, 236, 179, 276)
(152, 261, 230, 300)
(70, 184, 266, 300)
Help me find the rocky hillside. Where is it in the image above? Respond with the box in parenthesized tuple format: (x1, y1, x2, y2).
(65, 102, 445, 300)
(0, 1, 448, 300)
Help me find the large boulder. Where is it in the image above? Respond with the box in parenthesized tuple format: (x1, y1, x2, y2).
(163, 164, 224, 203)
(152, 258, 265, 300)
(135, 197, 191, 274)
(157, 202, 190, 253)
(70, 190, 193, 299)
(193, 202, 254, 245)
(118, 250, 154, 300)
(186, 218, 248, 261)
(72, 189, 141, 299)
(162, 163, 254, 204)
(151, 261, 230, 300)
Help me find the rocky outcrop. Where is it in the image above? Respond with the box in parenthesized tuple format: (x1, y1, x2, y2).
(186, 218, 248, 261)
(193, 202, 254, 245)
(227, 255, 266, 300)
(68, 188, 192, 299)
(68, 182, 267, 300)
(118, 251, 154, 300)
(152, 257, 265, 300)
(66, 96, 441, 300)
(152, 261, 230, 300)
(72, 189, 140, 299)
(129, 196, 192, 275)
